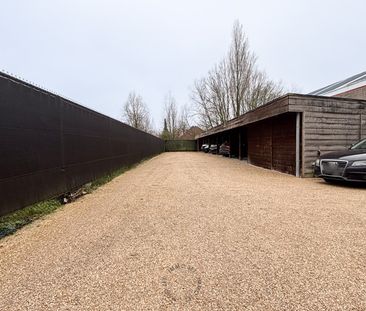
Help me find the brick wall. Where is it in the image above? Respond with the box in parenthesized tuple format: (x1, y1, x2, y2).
(335, 85, 366, 100)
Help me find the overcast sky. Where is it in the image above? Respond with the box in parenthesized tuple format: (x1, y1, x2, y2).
(1, 0, 365, 130)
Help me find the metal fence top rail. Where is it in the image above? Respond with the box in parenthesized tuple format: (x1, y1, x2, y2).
(0, 70, 161, 140)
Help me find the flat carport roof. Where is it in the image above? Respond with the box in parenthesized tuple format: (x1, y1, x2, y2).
(195, 93, 365, 139)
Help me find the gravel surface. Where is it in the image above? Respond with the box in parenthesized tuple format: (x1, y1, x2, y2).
(0, 152, 366, 310)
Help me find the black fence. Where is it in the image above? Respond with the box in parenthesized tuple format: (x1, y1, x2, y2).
(0, 72, 164, 216)
(165, 140, 197, 152)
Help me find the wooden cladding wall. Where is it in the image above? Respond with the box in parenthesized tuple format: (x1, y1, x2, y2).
(248, 113, 297, 175)
(272, 114, 296, 175)
(248, 119, 272, 169)
(289, 96, 366, 176)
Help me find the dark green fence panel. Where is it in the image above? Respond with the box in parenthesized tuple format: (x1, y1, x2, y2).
(165, 140, 197, 152)
(0, 72, 164, 216)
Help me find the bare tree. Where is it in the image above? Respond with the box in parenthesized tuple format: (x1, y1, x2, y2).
(162, 93, 194, 139)
(178, 104, 191, 136)
(228, 20, 256, 116)
(163, 92, 179, 139)
(122, 91, 152, 132)
(246, 71, 283, 111)
(207, 61, 231, 124)
(192, 20, 284, 129)
(191, 61, 231, 130)
(191, 78, 215, 130)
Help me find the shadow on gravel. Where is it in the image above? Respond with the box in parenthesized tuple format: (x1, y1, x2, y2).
(322, 180, 366, 189)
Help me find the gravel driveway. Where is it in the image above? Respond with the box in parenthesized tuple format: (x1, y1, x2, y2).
(0, 152, 366, 310)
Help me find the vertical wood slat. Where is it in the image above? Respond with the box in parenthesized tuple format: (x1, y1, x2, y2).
(295, 113, 301, 177)
(272, 114, 296, 175)
(238, 131, 242, 160)
(248, 113, 296, 175)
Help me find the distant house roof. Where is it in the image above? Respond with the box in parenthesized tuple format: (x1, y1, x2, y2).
(309, 71, 366, 97)
(179, 126, 203, 140)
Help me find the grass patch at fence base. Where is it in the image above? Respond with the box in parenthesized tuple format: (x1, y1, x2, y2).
(85, 166, 131, 193)
(0, 157, 151, 239)
(0, 200, 61, 238)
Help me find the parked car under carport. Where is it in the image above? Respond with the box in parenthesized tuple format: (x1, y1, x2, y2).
(208, 144, 218, 154)
(201, 144, 209, 152)
(219, 142, 230, 157)
(314, 138, 366, 183)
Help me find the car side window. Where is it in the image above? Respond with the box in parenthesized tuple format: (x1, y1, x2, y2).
(352, 139, 366, 149)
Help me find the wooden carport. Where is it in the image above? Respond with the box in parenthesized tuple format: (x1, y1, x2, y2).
(196, 94, 366, 177)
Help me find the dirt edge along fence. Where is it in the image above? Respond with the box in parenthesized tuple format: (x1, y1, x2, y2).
(0, 72, 164, 216)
